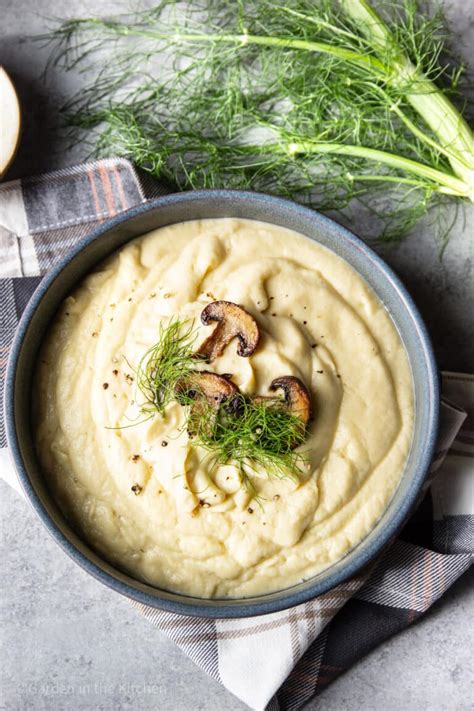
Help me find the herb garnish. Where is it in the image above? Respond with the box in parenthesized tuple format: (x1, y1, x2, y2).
(132, 320, 308, 484)
(189, 393, 307, 482)
(135, 318, 197, 415)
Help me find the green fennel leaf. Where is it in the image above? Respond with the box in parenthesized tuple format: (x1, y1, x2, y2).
(135, 318, 197, 414)
(189, 393, 308, 483)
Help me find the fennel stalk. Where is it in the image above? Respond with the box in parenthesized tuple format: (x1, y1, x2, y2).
(341, 0, 474, 196)
(43, 0, 474, 241)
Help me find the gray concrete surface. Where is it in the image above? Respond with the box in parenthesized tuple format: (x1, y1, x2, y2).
(1, 0, 473, 709)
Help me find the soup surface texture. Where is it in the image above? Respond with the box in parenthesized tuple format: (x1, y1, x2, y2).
(34, 218, 414, 598)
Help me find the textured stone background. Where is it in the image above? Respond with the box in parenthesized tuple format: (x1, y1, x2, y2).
(1, 1, 473, 709)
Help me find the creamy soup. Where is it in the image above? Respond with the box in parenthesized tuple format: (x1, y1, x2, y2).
(34, 218, 414, 598)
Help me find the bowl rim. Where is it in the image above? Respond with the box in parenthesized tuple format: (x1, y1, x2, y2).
(5, 188, 440, 618)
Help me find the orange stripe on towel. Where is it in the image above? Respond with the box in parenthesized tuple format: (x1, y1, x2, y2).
(98, 164, 116, 216)
(112, 165, 128, 211)
(87, 168, 103, 222)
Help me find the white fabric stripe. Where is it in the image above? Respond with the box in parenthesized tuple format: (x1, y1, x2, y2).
(0, 226, 22, 277)
(0, 180, 28, 236)
(0, 181, 29, 278)
(218, 611, 293, 711)
(18, 232, 41, 276)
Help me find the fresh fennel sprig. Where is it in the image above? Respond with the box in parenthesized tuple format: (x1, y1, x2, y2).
(42, 0, 474, 241)
(190, 393, 307, 483)
(135, 318, 197, 415)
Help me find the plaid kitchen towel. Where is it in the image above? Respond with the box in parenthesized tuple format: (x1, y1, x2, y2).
(0, 158, 472, 711)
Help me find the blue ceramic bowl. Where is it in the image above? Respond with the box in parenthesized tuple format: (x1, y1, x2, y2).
(5, 190, 439, 618)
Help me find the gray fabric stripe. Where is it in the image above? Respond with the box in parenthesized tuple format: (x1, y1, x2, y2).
(434, 399, 468, 461)
(433, 515, 474, 555)
(355, 540, 472, 612)
(23, 169, 102, 232)
(276, 627, 328, 711)
(0, 277, 42, 448)
(22, 158, 145, 234)
(0, 280, 17, 448)
(135, 168, 174, 199)
(12, 277, 42, 320)
(32, 221, 103, 274)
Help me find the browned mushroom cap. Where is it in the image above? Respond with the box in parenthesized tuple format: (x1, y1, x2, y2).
(269, 376, 312, 425)
(175, 370, 240, 435)
(195, 301, 260, 363)
(176, 370, 239, 405)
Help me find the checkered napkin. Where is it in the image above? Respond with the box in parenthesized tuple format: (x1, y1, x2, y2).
(1, 158, 472, 711)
